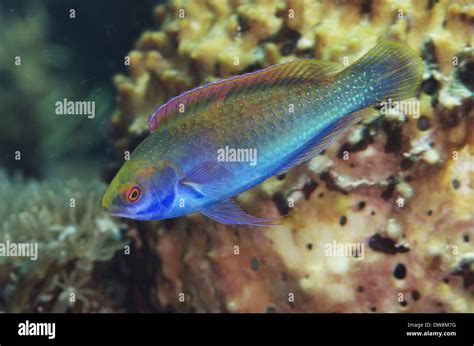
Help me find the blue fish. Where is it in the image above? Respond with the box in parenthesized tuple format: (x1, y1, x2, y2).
(102, 39, 423, 226)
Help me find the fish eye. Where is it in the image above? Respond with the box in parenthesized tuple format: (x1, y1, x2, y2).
(125, 186, 141, 204)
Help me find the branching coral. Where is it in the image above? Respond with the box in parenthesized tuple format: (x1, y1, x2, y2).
(0, 170, 127, 312)
(110, 0, 473, 142)
(107, 0, 473, 312)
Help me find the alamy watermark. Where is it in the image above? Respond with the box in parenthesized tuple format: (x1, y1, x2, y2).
(380, 98, 420, 118)
(18, 320, 55, 339)
(55, 98, 95, 119)
(324, 241, 365, 260)
(217, 146, 257, 166)
(0, 240, 38, 261)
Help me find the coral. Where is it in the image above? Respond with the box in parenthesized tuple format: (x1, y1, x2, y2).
(110, 0, 473, 142)
(108, 0, 474, 312)
(0, 170, 127, 313)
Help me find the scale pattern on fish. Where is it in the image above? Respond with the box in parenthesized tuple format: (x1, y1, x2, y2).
(102, 39, 423, 226)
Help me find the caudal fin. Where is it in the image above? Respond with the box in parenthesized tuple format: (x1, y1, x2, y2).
(344, 39, 424, 102)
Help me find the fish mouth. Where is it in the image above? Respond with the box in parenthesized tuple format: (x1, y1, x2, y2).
(103, 207, 130, 219)
(101, 202, 125, 217)
(102, 204, 122, 215)
(109, 212, 128, 218)
(101, 192, 120, 215)
(101, 191, 135, 219)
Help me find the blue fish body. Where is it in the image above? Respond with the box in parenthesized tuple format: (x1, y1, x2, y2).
(102, 39, 423, 226)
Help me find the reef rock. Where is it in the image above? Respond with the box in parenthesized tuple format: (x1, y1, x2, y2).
(108, 0, 474, 312)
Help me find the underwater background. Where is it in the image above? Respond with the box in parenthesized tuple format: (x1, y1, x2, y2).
(0, 0, 473, 313)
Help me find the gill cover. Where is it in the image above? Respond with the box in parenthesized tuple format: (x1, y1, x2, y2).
(150, 161, 177, 213)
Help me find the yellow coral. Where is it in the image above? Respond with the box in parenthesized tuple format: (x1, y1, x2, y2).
(109, 0, 474, 313)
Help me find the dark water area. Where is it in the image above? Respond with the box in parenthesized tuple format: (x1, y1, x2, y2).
(0, 0, 160, 180)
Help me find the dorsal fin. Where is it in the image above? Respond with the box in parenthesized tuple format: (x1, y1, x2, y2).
(273, 110, 364, 176)
(148, 60, 344, 132)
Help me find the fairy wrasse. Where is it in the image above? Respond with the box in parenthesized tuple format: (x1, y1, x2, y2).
(102, 39, 423, 226)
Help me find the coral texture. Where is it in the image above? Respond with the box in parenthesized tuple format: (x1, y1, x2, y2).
(108, 0, 474, 312)
(0, 171, 126, 313)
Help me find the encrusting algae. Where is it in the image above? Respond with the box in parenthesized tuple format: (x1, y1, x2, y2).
(105, 0, 473, 312)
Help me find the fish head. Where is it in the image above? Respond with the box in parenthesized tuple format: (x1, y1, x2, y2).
(102, 159, 178, 220)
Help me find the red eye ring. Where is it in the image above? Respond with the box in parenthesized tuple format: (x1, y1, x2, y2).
(126, 186, 141, 203)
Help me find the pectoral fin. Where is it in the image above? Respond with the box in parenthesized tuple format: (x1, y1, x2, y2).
(180, 161, 235, 197)
(201, 199, 281, 227)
